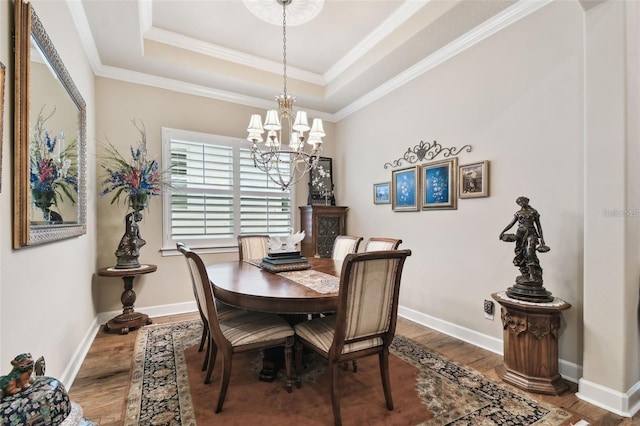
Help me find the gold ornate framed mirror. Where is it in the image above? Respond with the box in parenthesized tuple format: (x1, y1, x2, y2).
(14, 0, 87, 248)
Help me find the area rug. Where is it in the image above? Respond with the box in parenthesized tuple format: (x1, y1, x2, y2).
(124, 320, 586, 425)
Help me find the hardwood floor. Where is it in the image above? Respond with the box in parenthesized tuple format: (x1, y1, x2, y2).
(68, 312, 638, 425)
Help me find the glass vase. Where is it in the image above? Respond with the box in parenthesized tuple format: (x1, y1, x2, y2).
(128, 193, 148, 213)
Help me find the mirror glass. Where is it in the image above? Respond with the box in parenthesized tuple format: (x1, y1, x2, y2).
(14, 0, 87, 247)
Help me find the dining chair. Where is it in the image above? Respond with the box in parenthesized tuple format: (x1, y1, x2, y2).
(364, 237, 402, 252)
(331, 235, 363, 261)
(178, 242, 239, 373)
(294, 249, 412, 426)
(237, 234, 269, 261)
(177, 243, 295, 413)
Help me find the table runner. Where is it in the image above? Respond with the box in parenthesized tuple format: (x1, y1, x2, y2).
(277, 270, 339, 294)
(244, 259, 339, 294)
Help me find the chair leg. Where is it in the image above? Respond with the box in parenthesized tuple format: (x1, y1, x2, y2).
(198, 325, 207, 352)
(198, 330, 211, 371)
(352, 359, 358, 373)
(329, 362, 342, 426)
(379, 350, 393, 410)
(215, 354, 233, 413)
(205, 338, 218, 384)
(284, 336, 293, 393)
(294, 341, 303, 389)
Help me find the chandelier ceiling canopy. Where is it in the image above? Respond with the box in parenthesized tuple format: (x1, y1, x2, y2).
(243, 0, 325, 26)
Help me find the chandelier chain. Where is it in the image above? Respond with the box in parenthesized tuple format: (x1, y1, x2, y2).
(245, 0, 325, 191)
(282, 2, 287, 98)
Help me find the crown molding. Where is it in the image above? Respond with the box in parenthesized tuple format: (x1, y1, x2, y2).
(68, 0, 552, 123)
(334, 0, 553, 121)
(66, 0, 103, 72)
(95, 64, 335, 122)
(144, 26, 325, 86)
(323, 0, 429, 83)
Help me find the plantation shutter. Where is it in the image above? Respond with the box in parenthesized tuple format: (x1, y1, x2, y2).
(165, 129, 292, 248)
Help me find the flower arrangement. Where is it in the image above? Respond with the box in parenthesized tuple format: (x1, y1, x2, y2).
(30, 106, 78, 217)
(99, 119, 170, 212)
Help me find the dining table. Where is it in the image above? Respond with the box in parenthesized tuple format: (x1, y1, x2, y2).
(205, 257, 343, 381)
(205, 257, 343, 314)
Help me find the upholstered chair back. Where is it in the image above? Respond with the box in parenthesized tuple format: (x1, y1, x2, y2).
(336, 250, 410, 354)
(331, 235, 363, 261)
(237, 234, 269, 261)
(364, 237, 402, 252)
(179, 243, 213, 321)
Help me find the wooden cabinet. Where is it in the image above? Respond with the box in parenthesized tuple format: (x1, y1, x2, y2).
(299, 206, 348, 258)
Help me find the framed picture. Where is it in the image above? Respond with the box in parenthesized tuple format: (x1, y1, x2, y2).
(421, 158, 457, 210)
(459, 160, 489, 198)
(373, 182, 391, 204)
(0, 61, 4, 193)
(308, 156, 335, 205)
(392, 166, 419, 212)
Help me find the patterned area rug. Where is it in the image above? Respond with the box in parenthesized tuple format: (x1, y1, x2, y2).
(124, 320, 583, 425)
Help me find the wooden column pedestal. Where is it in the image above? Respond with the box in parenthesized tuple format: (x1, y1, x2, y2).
(98, 264, 157, 334)
(492, 291, 571, 395)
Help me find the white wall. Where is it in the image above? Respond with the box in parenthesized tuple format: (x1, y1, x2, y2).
(94, 78, 337, 314)
(580, 0, 640, 416)
(0, 0, 97, 384)
(336, 0, 584, 365)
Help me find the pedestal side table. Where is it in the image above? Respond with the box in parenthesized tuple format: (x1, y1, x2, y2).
(492, 291, 571, 395)
(98, 264, 157, 334)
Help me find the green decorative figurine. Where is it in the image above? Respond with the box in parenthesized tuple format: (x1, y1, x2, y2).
(0, 353, 34, 397)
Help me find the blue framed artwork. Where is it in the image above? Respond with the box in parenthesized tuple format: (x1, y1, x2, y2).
(373, 182, 390, 204)
(392, 166, 419, 211)
(421, 158, 457, 210)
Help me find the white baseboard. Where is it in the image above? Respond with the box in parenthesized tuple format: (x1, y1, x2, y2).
(397, 305, 581, 383)
(67, 301, 198, 390)
(95, 301, 198, 326)
(59, 316, 102, 389)
(577, 378, 640, 418)
(398, 305, 504, 355)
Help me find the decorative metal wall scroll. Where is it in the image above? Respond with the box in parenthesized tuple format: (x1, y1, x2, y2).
(384, 140, 472, 169)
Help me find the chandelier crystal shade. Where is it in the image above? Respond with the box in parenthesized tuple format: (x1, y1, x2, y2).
(246, 0, 324, 190)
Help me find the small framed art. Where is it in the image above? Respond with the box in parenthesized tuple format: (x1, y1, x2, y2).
(373, 182, 391, 204)
(392, 166, 419, 212)
(459, 160, 489, 198)
(308, 156, 335, 205)
(421, 158, 457, 210)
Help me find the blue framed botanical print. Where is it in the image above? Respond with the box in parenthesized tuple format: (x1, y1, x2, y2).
(392, 166, 419, 211)
(373, 182, 391, 204)
(421, 158, 457, 210)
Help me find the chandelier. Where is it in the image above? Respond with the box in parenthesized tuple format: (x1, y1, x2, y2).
(246, 0, 325, 190)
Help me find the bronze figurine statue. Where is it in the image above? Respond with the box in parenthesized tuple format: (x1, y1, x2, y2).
(499, 196, 553, 302)
(115, 210, 146, 269)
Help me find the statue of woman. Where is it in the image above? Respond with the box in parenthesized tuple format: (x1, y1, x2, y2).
(115, 211, 146, 268)
(499, 196, 549, 284)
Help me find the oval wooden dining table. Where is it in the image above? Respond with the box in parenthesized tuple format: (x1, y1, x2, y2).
(205, 257, 342, 314)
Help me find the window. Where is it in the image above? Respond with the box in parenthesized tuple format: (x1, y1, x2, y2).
(162, 128, 294, 251)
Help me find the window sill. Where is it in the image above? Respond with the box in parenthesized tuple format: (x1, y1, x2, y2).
(161, 245, 238, 257)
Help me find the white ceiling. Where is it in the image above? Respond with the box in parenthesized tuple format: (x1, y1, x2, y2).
(70, 0, 561, 121)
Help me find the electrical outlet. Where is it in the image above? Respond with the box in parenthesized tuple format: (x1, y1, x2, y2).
(483, 299, 494, 320)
